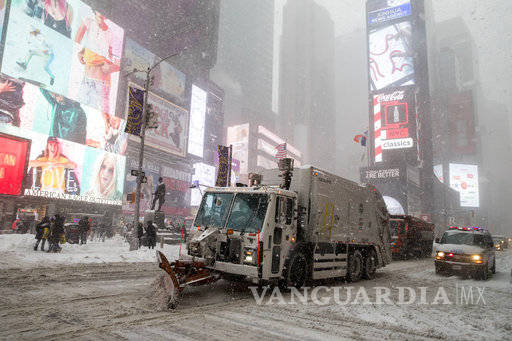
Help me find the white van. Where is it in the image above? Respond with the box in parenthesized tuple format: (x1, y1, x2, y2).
(434, 227, 495, 280)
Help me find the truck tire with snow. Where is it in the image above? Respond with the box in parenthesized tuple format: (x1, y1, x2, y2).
(362, 248, 377, 280)
(346, 250, 363, 282)
(281, 251, 308, 290)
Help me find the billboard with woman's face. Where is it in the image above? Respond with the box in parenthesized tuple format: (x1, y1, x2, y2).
(1, 0, 124, 115)
(0, 122, 125, 205)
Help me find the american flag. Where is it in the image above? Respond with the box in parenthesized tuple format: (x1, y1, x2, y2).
(275, 143, 287, 160)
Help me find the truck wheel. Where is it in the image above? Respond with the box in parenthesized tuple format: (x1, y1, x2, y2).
(491, 259, 496, 274)
(362, 249, 377, 280)
(346, 250, 363, 282)
(281, 252, 307, 290)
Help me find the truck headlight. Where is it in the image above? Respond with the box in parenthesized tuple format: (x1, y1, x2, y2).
(435, 251, 445, 259)
(471, 254, 483, 263)
(243, 248, 257, 265)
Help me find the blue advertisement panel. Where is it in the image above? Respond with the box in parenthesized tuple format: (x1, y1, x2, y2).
(368, 0, 411, 25)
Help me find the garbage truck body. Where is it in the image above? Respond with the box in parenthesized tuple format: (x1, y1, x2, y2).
(187, 165, 392, 287)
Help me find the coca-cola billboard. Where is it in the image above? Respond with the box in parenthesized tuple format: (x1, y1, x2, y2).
(372, 87, 418, 163)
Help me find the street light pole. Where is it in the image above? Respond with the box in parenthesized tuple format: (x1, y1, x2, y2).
(130, 50, 182, 250)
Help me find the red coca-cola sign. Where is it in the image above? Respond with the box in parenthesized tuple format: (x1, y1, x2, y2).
(0, 134, 30, 196)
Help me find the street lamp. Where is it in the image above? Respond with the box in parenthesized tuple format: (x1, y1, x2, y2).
(130, 50, 185, 250)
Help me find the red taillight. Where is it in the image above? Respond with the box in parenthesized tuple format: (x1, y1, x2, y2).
(448, 253, 454, 257)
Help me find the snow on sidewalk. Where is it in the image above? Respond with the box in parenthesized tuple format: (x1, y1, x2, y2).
(0, 234, 183, 270)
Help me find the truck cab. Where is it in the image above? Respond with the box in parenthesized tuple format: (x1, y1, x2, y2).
(188, 187, 299, 285)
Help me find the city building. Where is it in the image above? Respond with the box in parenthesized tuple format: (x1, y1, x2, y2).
(278, 0, 336, 172)
(210, 0, 275, 131)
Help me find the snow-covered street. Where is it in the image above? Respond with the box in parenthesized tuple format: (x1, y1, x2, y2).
(0, 234, 511, 340)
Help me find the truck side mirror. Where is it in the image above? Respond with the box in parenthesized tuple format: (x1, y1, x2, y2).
(435, 237, 440, 244)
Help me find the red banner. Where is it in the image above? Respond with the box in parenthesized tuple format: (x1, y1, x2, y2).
(0, 135, 30, 195)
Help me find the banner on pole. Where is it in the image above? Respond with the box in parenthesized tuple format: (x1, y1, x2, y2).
(125, 87, 145, 136)
(216, 145, 229, 187)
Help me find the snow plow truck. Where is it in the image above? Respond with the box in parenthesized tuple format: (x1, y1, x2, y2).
(157, 159, 392, 308)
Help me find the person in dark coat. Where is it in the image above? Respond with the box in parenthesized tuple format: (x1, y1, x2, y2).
(145, 221, 157, 249)
(48, 214, 64, 252)
(78, 217, 90, 245)
(137, 222, 144, 249)
(34, 216, 50, 251)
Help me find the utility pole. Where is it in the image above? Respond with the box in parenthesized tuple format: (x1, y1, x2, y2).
(130, 50, 183, 250)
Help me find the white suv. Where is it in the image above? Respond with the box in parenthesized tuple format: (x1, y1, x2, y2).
(434, 227, 496, 280)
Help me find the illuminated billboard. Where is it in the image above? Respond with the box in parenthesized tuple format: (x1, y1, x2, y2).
(127, 83, 189, 157)
(0, 124, 125, 205)
(367, 0, 411, 25)
(0, 134, 30, 196)
(372, 88, 417, 162)
(368, 21, 414, 91)
(191, 162, 215, 206)
(1, 0, 124, 115)
(188, 85, 207, 158)
(123, 38, 186, 106)
(449, 163, 479, 207)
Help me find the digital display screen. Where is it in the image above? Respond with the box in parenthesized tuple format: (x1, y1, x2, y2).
(0, 134, 30, 195)
(191, 162, 215, 206)
(368, 21, 414, 91)
(372, 88, 416, 162)
(188, 85, 207, 158)
(2, 0, 124, 115)
(0, 124, 125, 205)
(127, 83, 189, 157)
(449, 163, 479, 207)
(123, 38, 186, 106)
(226, 123, 249, 174)
(368, 0, 411, 25)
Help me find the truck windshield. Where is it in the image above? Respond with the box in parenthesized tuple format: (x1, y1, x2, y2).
(389, 220, 404, 237)
(226, 193, 269, 233)
(194, 193, 234, 228)
(440, 232, 486, 247)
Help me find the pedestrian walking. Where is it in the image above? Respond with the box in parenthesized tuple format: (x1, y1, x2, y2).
(145, 221, 157, 249)
(78, 216, 90, 245)
(137, 223, 144, 248)
(48, 214, 64, 252)
(34, 216, 50, 251)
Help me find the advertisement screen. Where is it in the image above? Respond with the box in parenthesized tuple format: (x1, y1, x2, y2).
(188, 85, 207, 158)
(127, 84, 189, 157)
(191, 162, 215, 206)
(372, 88, 416, 162)
(449, 163, 479, 207)
(368, 21, 414, 91)
(226, 123, 249, 174)
(123, 38, 186, 106)
(0, 123, 125, 205)
(368, 0, 411, 26)
(0, 134, 30, 195)
(1, 0, 124, 115)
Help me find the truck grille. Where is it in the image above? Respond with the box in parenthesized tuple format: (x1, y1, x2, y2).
(217, 238, 241, 264)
